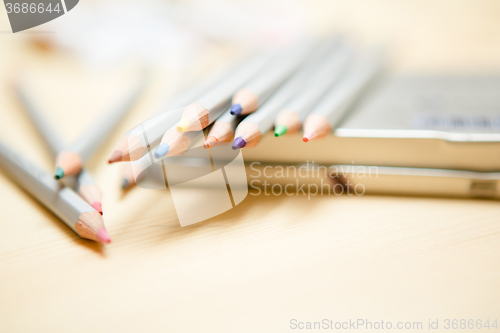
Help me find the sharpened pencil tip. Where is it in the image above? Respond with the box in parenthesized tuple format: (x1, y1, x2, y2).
(230, 104, 242, 116)
(274, 125, 287, 137)
(303, 131, 316, 142)
(232, 137, 246, 150)
(54, 167, 64, 180)
(96, 228, 111, 244)
(121, 178, 130, 190)
(204, 136, 218, 149)
(92, 202, 103, 215)
(154, 143, 170, 159)
(177, 119, 189, 132)
(108, 150, 122, 164)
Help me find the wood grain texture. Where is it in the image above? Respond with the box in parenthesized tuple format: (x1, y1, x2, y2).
(1, 0, 500, 332)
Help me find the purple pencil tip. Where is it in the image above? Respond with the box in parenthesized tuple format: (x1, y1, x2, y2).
(232, 137, 246, 150)
(230, 104, 242, 116)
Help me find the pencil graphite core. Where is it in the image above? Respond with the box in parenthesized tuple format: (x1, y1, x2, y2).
(230, 104, 242, 116)
(303, 114, 332, 142)
(54, 151, 82, 179)
(154, 143, 170, 159)
(233, 121, 262, 148)
(78, 183, 103, 215)
(155, 129, 192, 158)
(232, 137, 246, 150)
(274, 125, 288, 137)
(54, 167, 65, 180)
(121, 178, 131, 190)
(230, 88, 260, 115)
(204, 121, 235, 148)
(177, 103, 209, 132)
(75, 211, 110, 243)
(274, 110, 302, 136)
(203, 136, 219, 149)
(97, 228, 112, 244)
(91, 202, 103, 215)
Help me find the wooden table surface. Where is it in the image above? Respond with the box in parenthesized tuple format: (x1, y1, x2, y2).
(0, 1, 499, 332)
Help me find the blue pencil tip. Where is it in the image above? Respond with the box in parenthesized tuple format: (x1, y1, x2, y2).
(154, 143, 170, 158)
(232, 137, 246, 150)
(230, 104, 242, 116)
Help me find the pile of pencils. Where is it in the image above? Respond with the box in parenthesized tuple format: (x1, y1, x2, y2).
(110, 35, 386, 190)
(0, 74, 146, 244)
(0, 35, 385, 244)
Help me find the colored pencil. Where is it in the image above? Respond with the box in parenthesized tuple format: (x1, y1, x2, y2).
(74, 170, 103, 213)
(231, 36, 341, 149)
(0, 141, 110, 243)
(203, 108, 242, 148)
(14, 82, 103, 214)
(154, 129, 200, 158)
(175, 50, 277, 133)
(120, 163, 136, 190)
(274, 43, 353, 137)
(55, 74, 145, 179)
(303, 49, 386, 142)
(229, 40, 316, 116)
(107, 53, 252, 164)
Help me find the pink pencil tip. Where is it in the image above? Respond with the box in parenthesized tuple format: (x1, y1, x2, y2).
(303, 137, 309, 143)
(92, 202, 103, 215)
(108, 150, 122, 164)
(96, 228, 111, 244)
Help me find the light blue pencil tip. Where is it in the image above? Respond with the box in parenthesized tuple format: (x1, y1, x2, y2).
(154, 143, 170, 159)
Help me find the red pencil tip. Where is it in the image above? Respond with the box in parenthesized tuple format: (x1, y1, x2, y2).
(92, 202, 102, 215)
(96, 229, 111, 244)
(108, 150, 122, 164)
(303, 137, 309, 143)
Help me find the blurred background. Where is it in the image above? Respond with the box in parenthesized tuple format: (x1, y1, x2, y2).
(1, 1, 500, 332)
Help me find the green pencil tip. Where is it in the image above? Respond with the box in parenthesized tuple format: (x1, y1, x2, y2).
(54, 167, 64, 180)
(274, 125, 288, 137)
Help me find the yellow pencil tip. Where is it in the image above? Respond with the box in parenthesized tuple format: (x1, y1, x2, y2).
(177, 119, 189, 132)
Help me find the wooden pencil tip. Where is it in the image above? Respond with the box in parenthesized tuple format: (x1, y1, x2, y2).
(232, 137, 246, 150)
(204, 136, 218, 149)
(303, 130, 319, 142)
(92, 202, 103, 215)
(177, 119, 189, 132)
(154, 143, 170, 159)
(121, 178, 130, 190)
(274, 124, 287, 137)
(96, 228, 111, 244)
(54, 167, 64, 180)
(108, 150, 122, 164)
(230, 104, 242, 116)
